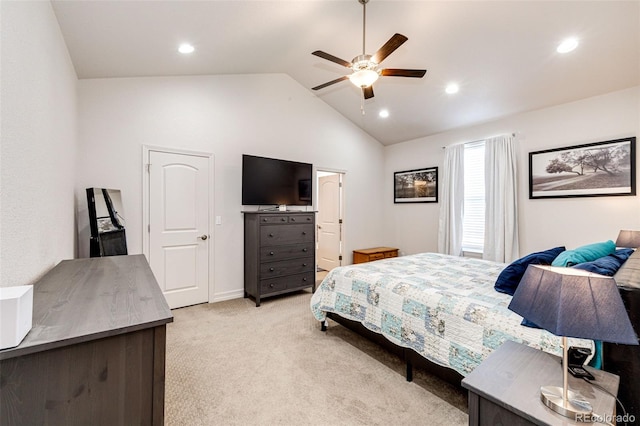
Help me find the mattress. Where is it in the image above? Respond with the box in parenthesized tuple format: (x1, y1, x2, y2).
(310, 252, 594, 376)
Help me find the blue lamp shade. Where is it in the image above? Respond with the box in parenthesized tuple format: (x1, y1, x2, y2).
(508, 265, 638, 345)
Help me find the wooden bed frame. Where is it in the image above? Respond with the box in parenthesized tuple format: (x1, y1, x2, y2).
(321, 287, 640, 416)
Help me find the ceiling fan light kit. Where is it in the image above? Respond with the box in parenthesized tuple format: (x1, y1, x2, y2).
(349, 55, 379, 88)
(311, 0, 426, 101)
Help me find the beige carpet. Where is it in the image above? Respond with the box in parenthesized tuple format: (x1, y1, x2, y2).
(165, 289, 468, 425)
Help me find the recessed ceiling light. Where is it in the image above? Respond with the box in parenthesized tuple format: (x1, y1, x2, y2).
(557, 38, 578, 53)
(445, 83, 459, 94)
(379, 109, 389, 118)
(178, 43, 195, 54)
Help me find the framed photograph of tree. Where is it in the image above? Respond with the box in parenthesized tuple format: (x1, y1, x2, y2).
(394, 167, 438, 203)
(529, 137, 636, 199)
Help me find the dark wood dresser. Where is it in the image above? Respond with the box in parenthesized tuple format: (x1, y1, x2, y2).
(603, 286, 640, 416)
(0, 255, 173, 426)
(243, 211, 315, 306)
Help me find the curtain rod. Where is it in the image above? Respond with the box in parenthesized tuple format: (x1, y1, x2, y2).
(442, 133, 516, 149)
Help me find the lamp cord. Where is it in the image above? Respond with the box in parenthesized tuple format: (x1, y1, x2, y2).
(556, 360, 627, 426)
(582, 377, 628, 426)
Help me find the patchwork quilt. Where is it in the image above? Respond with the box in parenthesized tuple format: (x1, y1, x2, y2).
(310, 252, 594, 376)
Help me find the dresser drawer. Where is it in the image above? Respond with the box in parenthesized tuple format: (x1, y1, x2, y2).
(260, 224, 314, 246)
(287, 214, 314, 224)
(260, 272, 314, 295)
(260, 257, 314, 278)
(258, 215, 290, 224)
(260, 243, 313, 261)
(257, 214, 314, 224)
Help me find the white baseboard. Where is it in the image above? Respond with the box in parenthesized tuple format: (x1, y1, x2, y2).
(209, 289, 244, 303)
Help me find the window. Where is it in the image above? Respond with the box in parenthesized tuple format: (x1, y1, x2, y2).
(462, 141, 485, 253)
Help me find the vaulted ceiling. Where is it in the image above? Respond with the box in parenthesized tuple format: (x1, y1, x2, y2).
(51, 1, 640, 145)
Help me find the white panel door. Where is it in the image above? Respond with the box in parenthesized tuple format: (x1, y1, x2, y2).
(317, 174, 342, 271)
(149, 151, 209, 309)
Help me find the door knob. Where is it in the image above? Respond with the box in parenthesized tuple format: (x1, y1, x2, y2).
(198, 235, 208, 240)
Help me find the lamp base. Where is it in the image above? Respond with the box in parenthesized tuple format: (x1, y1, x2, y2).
(540, 386, 592, 421)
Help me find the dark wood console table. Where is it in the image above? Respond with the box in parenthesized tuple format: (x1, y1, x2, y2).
(0, 255, 173, 425)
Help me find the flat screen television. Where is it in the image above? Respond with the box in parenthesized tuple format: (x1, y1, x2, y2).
(242, 155, 312, 206)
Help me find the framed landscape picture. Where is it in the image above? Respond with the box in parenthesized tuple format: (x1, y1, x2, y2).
(394, 167, 438, 203)
(529, 137, 636, 199)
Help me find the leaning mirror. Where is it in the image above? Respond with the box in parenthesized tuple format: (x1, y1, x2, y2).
(86, 188, 128, 257)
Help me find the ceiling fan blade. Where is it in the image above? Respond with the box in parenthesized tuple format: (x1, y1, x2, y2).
(312, 76, 349, 91)
(371, 33, 408, 64)
(363, 86, 374, 99)
(312, 51, 352, 68)
(380, 69, 427, 78)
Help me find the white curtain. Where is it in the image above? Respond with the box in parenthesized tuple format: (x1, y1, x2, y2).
(484, 135, 519, 263)
(438, 144, 465, 256)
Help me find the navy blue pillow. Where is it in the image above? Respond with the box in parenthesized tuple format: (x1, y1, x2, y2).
(494, 246, 566, 296)
(572, 248, 635, 276)
(521, 318, 540, 328)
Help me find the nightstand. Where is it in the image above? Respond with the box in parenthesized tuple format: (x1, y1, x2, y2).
(352, 247, 399, 264)
(461, 340, 619, 426)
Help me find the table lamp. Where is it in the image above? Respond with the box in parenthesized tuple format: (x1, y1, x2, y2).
(615, 230, 640, 248)
(508, 265, 638, 421)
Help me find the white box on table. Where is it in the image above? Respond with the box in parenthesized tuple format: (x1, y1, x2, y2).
(0, 285, 33, 349)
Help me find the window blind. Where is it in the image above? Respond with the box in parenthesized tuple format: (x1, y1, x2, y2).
(462, 141, 485, 252)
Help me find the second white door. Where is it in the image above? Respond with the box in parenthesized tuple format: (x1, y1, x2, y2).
(148, 150, 210, 309)
(317, 173, 342, 271)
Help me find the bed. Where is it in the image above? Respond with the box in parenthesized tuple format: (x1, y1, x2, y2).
(310, 251, 640, 413)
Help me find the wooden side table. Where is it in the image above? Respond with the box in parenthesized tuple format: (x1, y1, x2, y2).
(461, 340, 619, 426)
(353, 247, 399, 264)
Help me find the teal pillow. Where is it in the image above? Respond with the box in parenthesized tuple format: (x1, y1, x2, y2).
(551, 240, 616, 267)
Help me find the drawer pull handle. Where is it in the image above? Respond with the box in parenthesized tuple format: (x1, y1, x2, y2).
(303, 263, 307, 267)
(263, 218, 267, 222)
(269, 251, 274, 256)
(269, 267, 275, 272)
(281, 218, 286, 222)
(302, 231, 306, 235)
(270, 283, 275, 288)
(291, 218, 296, 222)
(307, 218, 311, 221)
(303, 277, 307, 282)
(302, 248, 308, 252)
(269, 233, 274, 237)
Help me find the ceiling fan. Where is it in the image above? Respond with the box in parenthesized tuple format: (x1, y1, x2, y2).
(311, 0, 427, 100)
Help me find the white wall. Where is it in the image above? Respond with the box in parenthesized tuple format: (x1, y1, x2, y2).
(0, 1, 78, 287)
(76, 74, 386, 301)
(384, 86, 640, 257)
